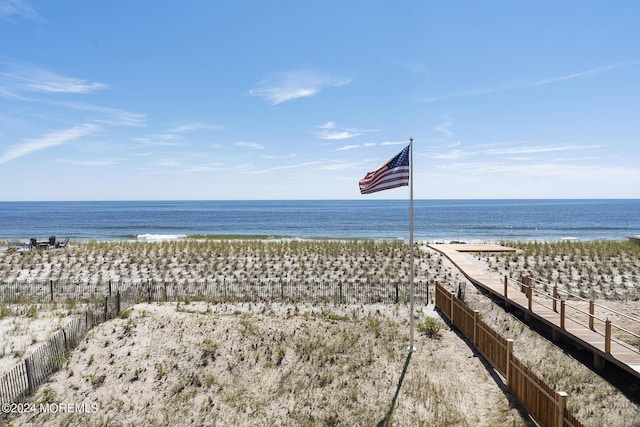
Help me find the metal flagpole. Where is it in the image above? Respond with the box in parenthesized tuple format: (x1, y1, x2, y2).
(408, 137, 416, 353)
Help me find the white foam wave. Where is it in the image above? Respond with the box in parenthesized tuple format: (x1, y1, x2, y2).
(136, 234, 187, 242)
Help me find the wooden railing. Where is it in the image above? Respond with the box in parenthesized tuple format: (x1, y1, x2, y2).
(435, 282, 584, 427)
(506, 276, 640, 357)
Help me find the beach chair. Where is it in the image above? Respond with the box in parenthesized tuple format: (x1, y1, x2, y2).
(48, 236, 56, 248)
(56, 237, 70, 249)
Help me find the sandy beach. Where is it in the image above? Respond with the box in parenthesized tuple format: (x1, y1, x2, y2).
(1, 239, 639, 426)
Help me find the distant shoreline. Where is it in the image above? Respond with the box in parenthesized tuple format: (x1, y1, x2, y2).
(3, 233, 638, 246)
(1, 199, 638, 242)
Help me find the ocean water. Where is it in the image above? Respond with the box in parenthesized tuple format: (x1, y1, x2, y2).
(0, 199, 638, 243)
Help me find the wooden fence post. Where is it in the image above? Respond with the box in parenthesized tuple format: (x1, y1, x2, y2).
(503, 275, 510, 308)
(426, 281, 430, 305)
(560, 300, 565, 329)
(25, 357, 34, 397)
(522, 277, 532, 322)
(557, 391, 568, 427)
(116, 290, 121, 315)
(395, 282, 399, 304)
(589, 300, 595, 330)
(450, 291, 455, 325)
(553, 285, 558, 312)
(50, 280, 54, 302)
(605, 319, 611, 354)
(473, 310, 479, 346)
(506, 339, 513, 389)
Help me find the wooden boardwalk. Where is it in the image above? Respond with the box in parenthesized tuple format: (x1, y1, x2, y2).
(427, 243, 640, 381)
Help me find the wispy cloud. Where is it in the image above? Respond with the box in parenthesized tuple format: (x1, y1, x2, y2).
(249, 69, 351, 105)
(43, 100, 146, 127)
(315, 121, 376, 140)
(0, 123, 100, 164)
(234, 141, 264, 149)
(316, 160, 364, 171)
(433, 149, 466, 160)
(420, 62, 635, 102)
(247, 161, 323, 174)
(386, 57, 429, 75)
(433, 143, 603, 160)
(483, 144, 603, 155)
(333, 140, 406, 151)
(132, 122, 223, 148)
(322, 131, 360, 140)
(0, 60, 144, 127)
(434, 114, 453, 137)
(169, 122, 223, 133)
(261, 154, 297, 160)
(154, 158, 182, 168)
(335, 144, 360, 151)
(1, 66, 108, 95)
(134, 134, 187, 147)
(185, 163, 225, 173)
(0, 0, 40, 22)
(60, 158, 117, 167)
(437, 160, 640, 182)
(530, 64, 628, 86)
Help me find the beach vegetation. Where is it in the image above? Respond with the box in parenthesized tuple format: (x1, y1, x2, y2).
(89, 373, 106, 388)
(417, 317, 443, 338)
(35, 386, 56, 406)
(202, 338, 219, 361)
(25, 305, 38, 318)
(0, 303, 12, 319)
(325, 312, 348, 322)
(484, 240, 640, 300)
(118, 308, 132, 319)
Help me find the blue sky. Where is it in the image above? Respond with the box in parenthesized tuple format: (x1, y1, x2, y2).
(1, 1, 638, 200)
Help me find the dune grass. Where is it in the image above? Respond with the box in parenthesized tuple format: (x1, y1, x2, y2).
(477, 240, 640, 300)
(0, 239, 454, 286)
(2, 239, 639, 426)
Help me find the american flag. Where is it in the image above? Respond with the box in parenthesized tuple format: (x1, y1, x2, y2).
(359, 144, 410, 194)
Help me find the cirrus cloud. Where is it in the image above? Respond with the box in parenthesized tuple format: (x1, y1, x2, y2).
(0, 123, 100, 164)
(249, 69, 351, 105)
(0, 62, 108, 96)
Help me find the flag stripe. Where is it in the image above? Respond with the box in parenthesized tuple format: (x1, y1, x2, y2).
(360, 167, 409, 194)
(362, 166, 408, 188)
(359, 145, 410, 194)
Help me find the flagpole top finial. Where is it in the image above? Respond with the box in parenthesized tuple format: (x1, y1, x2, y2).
(409, 137, 413, 143)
